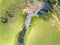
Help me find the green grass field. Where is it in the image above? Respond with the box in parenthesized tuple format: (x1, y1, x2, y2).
(0, 0, 60, 45)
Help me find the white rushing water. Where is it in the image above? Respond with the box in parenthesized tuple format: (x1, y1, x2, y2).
(25, 12, 38, 29)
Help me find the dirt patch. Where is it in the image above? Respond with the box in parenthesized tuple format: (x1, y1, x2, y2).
(23, 0, 43, 14)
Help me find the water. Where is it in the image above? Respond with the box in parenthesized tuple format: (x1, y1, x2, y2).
(18, 1, 52, 45)
(18, 12, 38, 45)
(37, 1, 52, 15)
(25, 12, 38, 29)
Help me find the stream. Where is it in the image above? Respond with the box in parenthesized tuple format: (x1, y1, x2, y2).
(18, 12, 38, 45)
(18, 0, 52, 45)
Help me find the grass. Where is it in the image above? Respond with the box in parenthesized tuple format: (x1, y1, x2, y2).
(0, 0, 27, 45)
(24, 13, 60, 45)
